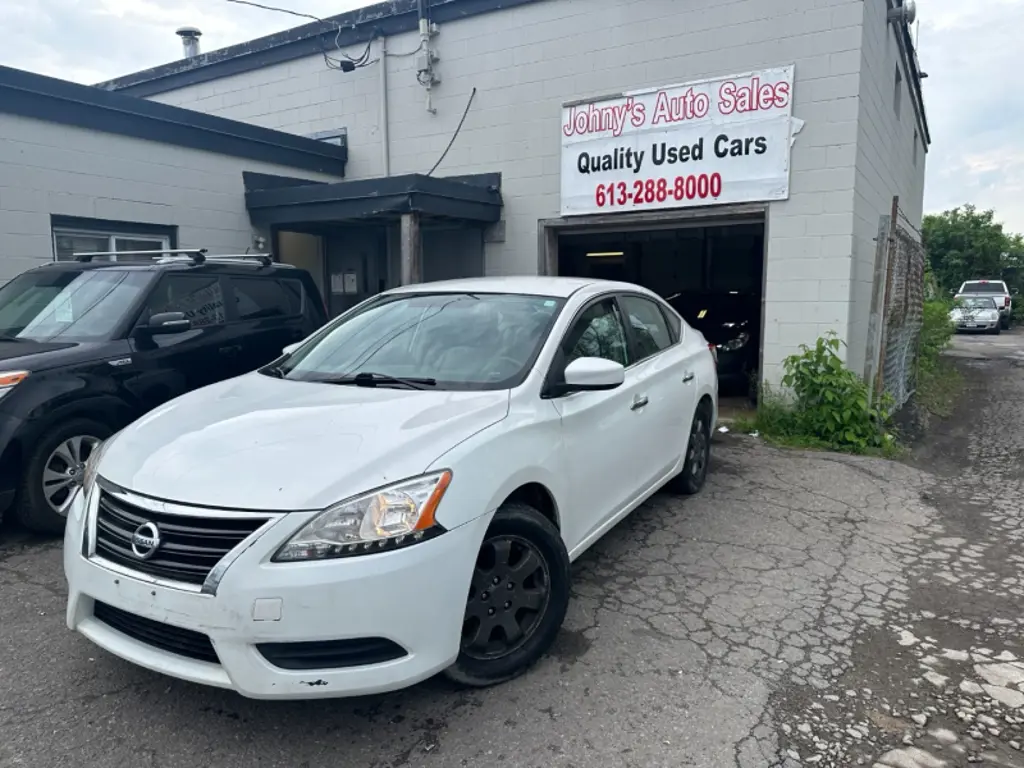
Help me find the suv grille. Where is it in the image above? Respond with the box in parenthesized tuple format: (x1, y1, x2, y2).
(93, 491, 269, 586)
(93, 601, 219, 664)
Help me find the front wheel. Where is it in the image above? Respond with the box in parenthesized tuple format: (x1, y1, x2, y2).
(13, 418, 111, 534)
(668, 402, 712, 495)
(444, 502, 570, 688)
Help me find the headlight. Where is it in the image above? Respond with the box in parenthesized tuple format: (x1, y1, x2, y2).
(0, 370, 29, 401)
(273, 471, 453, 562)
(717, 333, 750, 353)
(81, 434, 116, 499)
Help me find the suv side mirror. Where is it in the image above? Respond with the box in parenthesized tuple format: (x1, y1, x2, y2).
(143, 311, 191, 335)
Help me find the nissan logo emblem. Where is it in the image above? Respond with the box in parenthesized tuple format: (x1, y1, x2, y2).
(130, 522, 161, 560)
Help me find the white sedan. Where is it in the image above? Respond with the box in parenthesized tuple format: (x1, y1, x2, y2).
(63, 277, 718, 699)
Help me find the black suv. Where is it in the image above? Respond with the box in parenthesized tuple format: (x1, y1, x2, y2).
(0, 251, 327, 533)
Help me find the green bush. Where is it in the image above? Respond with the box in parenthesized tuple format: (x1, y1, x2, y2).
(1013, 295, 1024, 325)
(779, 333, 892, 451)
(919, 299, 955, 372)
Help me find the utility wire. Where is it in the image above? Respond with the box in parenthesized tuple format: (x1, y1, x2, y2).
(427, 87, 477, 176)
(221, 0, 375, 70)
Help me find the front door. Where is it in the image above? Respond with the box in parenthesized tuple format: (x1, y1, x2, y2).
(126, 273, 234, 411)
(548, 296, 650, 553)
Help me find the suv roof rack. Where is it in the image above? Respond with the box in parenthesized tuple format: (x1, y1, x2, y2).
(73, 248, 276, 267)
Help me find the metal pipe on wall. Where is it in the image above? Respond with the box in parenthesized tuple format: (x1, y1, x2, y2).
(379, 36, 390, 176)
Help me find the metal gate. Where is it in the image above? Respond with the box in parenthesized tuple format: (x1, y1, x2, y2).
(871, 196, 927, 410)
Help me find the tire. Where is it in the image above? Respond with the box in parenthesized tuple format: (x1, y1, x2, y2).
(12, 418, 112, 534)
(668, 400, 712, 496)
(443, 502, 571, 688)
(992, 324, 1002, 336)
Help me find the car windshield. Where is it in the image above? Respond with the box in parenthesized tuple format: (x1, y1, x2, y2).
(0, 268, 150, 342)
(272, 291, 566, 390)
(959, 297, 998, 309)
(961, 282, 1007, 294)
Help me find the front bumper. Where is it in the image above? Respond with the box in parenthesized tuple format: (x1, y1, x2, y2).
(0, 411, 24, 513)
(63, 489, 491, 699)
(955, 319, 1000, 331)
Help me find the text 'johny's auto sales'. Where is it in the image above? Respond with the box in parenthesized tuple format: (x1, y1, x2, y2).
(559, 66, 804, 216)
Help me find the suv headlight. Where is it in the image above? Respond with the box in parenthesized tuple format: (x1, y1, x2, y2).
(0, 371, 29, 401)
(717, 333, 750, 353)
(273, 471, 453, 562)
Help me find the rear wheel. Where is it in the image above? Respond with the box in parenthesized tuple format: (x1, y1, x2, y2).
(13, 418, 111, 534)
(444, 502, 570, 688)
(668, 400, 712, 495)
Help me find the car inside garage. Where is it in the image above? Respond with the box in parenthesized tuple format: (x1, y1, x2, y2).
(556, 217, 766, 400)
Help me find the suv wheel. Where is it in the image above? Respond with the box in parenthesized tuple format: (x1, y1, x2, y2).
(13, 418, 111, 534)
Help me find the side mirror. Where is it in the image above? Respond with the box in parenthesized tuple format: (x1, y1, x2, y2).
(282, 341, 302, 356)
(562, 357, 625, 392)
(143, 311, 191, 335)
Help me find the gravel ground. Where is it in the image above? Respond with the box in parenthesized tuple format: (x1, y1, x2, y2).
(1, 330, 1022, 768)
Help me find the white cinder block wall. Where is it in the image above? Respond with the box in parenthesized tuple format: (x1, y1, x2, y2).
(848, 0, 928, 379)
(0, 114, 337, 285)
(149, 0, 925, 385)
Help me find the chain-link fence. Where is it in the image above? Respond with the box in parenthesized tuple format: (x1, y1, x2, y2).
(871, 200, 927, 410)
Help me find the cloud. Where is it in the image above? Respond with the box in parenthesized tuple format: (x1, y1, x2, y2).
(1, 0, 1021, 233)
(919, 0, 1024, 231)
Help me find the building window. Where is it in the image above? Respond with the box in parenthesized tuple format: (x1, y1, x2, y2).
(913, 130, 918, 166)
(894, 65, 903, 117)
(51, 218, 175, 263)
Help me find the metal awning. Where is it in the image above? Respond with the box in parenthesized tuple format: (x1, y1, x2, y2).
(244, 171, 503, 227)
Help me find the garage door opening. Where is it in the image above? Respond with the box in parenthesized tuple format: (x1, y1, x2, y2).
(556, 220, 765, 400)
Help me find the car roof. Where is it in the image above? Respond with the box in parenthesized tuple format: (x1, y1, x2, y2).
(385, 276, 653, 299)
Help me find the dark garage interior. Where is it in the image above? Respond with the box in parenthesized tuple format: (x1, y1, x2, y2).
(557, 221, 766, 399)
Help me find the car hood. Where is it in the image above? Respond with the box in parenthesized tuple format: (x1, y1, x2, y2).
(950, 307, 998, 319)
(100, 372, 511, 511)
(0, 339, 80, 369)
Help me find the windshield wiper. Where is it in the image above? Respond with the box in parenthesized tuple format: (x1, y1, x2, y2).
(322, 372, 437, 390)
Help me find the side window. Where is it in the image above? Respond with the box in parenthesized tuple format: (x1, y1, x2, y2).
(619, 295, 673, 363)
(145, 275, 225, 328)
(561, 298, 629, 368)
(230, 277, 296, 321)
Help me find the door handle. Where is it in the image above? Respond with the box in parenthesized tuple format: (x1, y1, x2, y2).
(219, 345, 242, 356)
(630, 395, 649, 411)
(682, 372, 695, 383)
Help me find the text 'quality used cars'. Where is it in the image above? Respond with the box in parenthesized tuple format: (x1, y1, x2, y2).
(63, 277, 718, 699)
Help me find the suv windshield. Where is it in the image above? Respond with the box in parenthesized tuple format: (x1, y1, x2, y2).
(0, 269, 151, 342)
(272, 292, 566, 390)
(961, 282, 1007, 293)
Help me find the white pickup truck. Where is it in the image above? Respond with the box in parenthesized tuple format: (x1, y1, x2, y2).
(955, 280, 1012, 330)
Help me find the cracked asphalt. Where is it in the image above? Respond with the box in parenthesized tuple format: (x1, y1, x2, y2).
(2, 329, 1023, 768)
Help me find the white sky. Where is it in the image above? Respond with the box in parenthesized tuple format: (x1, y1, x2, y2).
(1, 0, 1020, 232)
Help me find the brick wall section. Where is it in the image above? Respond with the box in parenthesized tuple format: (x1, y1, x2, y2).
(150, 0, 877, 383)
(848, 0, 928, 378)
(0, 114, 337, 285)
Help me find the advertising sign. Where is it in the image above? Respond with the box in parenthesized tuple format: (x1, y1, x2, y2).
(560, 66, 800, 216)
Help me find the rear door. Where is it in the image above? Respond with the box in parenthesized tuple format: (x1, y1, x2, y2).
(225, 273, 308, 374)
(617, 293, 695, 484)
(127, 272, 233, 410)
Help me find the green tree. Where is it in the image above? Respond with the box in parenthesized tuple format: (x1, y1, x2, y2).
(922, 205, 1017, 293)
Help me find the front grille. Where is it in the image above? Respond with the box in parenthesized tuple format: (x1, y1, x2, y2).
(257, 638, 408, 670)
(93, 601, 219, 664)
(93, 491, 269, 586)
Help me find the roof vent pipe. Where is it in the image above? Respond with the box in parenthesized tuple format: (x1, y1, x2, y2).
(176, 26, 202, 59)
(887, 1, 916, 25)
